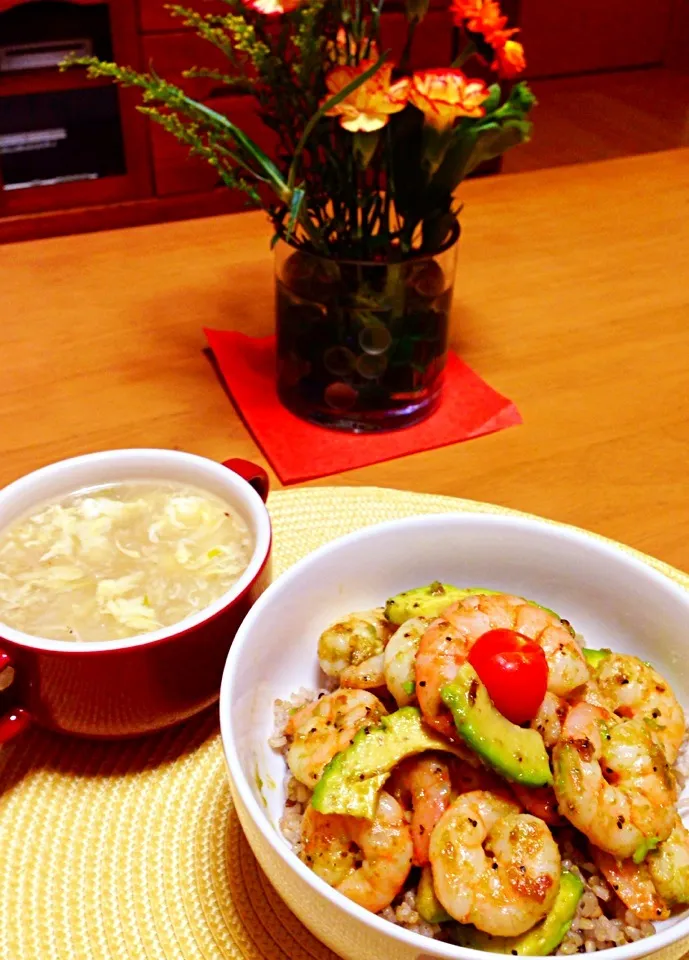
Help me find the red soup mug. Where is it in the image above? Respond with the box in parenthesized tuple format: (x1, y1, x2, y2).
(0, 449, 271, 740)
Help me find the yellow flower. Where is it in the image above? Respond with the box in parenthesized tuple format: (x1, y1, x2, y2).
(409, 68, 489, 130)
(323, 61, 410, 133)
(492, 39, 526, 78)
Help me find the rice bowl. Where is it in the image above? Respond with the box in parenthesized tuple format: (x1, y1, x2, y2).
(220, 513, 689, 960)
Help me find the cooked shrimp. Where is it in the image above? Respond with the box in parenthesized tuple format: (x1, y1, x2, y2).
(387, 753, 452, 866)
(593, 653, 685, 764)
(590, 846, 670, 921)
(501, 693, 566, 825)
(450, 761, 510, 797)
(383, 616, 430, 707)
(287, 689, 387, 788)
(570, 679, 614, 710)
(530, 683, 610, 751)
(318, 609, 395, 689)
(429, 790, 561, 936)
(531, 691, 569, 749)
(300, 791, 413, 913)
(511, 784, 563, 826)
(553, 702, 676, 859)
(416, 593, 588, 738)
(648, 816, 689, 906)
(415, 611, 474, 739)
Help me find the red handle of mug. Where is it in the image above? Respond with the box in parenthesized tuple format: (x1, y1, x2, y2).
(0, 649, 31, 745)
(223, 459, 270, 502)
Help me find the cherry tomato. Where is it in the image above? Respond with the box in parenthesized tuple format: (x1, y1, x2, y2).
(467, 628, 548, 724)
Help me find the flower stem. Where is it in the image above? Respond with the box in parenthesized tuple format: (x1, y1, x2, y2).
(399, 18, 418, 75)
(452, 39, 477, 68)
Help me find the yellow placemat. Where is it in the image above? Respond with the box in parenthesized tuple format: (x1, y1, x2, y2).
(1, 487, 688, 960)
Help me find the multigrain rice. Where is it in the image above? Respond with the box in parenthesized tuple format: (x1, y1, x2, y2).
(380, 889, 443, 940)
(270, 691, 687, 954)
(556, 842, 655, 955)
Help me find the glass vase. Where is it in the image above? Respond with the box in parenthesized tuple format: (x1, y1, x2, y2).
(274, 227, 459, 433)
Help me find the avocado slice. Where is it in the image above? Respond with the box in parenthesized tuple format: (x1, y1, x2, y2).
(385, 584, 567, 630)
(311, 706, 460, 819)
(384, 583, 501, 625)
(441, 663, 553, 787)
(450, 870, 584, 955)
(417, 865, 452, 924)
(582, 648, 611, 670)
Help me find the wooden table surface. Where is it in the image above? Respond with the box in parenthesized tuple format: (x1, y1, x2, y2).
(2, 149, 688, 569)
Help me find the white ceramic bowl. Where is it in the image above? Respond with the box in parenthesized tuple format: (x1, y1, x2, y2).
(220, 513, 689, 960)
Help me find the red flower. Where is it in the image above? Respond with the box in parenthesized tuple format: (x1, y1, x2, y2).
(323, 61, 410, 133)
(409, 68, 489, 129)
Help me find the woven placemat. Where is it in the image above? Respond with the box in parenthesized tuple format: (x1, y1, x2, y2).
(1, 486, 688, 960)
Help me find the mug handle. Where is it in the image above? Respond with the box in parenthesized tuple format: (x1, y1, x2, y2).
(0, 649, 31, 745)
(223, 459, 270, 503)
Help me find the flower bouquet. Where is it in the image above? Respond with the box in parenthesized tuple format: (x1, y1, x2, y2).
(67, 0, 535, 431)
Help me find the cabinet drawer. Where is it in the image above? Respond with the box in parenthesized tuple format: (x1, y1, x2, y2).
(139, 0, 229, 33)
(141, 0, 452, 37)
(380, 11, 454, 68)
(143, 16, 455, 92)
(149, 94, 277, 196)
(142, 31, 238, 100)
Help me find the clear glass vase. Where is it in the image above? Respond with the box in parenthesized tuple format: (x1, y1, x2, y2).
(274, 227, 459, 433)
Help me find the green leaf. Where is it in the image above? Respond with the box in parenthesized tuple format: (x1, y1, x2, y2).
(64, 57, 292, 203)
(464, 117, 532, 175)
(482, 82, 502, 113)
(188, 99, 290, 197)
(286, 187, 305, 244)
(507, 80, 537, 114)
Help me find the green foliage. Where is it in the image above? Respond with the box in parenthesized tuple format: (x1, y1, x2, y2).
(61, 0, 535, 260)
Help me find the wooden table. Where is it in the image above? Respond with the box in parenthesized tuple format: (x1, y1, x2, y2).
(2, 149, 688, 569)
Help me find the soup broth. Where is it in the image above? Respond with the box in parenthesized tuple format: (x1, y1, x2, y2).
(0, 481, 253, 642)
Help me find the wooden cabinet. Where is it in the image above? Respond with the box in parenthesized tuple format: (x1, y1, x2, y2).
(149, 94, 277, 196)
(141, 31, 236, 101)
(0, 0, 460, 242)
(139, 0, 227, 33)
(0, 0, 151, 223)
(520, 0, 675, 77)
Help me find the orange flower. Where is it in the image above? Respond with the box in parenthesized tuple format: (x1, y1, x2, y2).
(323, 61, 410, 133)
(327, 27, 380, 65)
(468, 0, 510, 40)
(409, 68, 489, 129)
(492, 38, 526, 78)
(449, 0, 481, 20)
(451, 0, 512, 41)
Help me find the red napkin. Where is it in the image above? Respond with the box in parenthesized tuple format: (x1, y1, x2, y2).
(204, 330, 521, 485)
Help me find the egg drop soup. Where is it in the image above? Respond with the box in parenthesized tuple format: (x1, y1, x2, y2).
(0, 482, 253, 642)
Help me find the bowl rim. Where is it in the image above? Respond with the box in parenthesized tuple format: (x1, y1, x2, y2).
(220, 511, 689, 960)
(0, 448, 272, 654)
